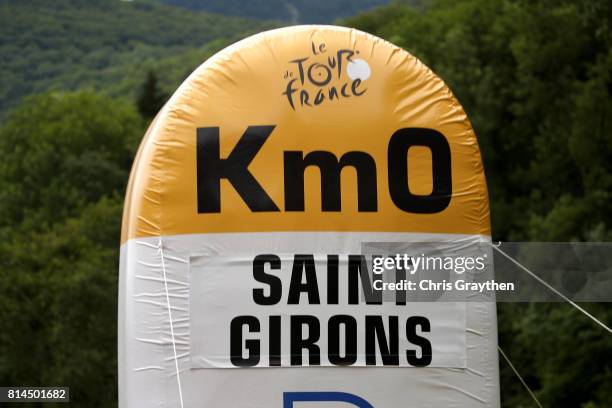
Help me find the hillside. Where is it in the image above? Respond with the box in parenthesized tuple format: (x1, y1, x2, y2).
(159, 0, 391, 23)
(0, 0, 275, 115)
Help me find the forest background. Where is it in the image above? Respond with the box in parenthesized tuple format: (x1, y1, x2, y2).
(1, 0, 610, 406)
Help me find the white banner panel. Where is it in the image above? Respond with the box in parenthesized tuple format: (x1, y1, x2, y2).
(189, 254, 466, 368)
(119, 232, 499, 407)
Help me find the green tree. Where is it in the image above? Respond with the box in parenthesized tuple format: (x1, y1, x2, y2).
(0, 92, 141, 228)
(0, 92, 142, 407)
(136, 70, 168, 119)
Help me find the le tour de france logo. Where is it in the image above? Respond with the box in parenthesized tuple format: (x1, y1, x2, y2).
(282, 40, 371, 110)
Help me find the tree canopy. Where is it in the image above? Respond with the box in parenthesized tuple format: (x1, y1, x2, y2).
(0, 0, 273, 116)
(0, 92, 143, 407)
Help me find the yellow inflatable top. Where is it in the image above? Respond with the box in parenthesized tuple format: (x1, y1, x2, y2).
(121, 25, 489, 243)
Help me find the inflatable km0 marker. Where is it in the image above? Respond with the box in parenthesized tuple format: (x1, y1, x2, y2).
(119, 26, 499, 407)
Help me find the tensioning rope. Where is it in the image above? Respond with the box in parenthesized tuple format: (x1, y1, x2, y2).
(498, 345, 543, 408)
(159, 237, 185, 408)
(491, 242, 611, 408)
(490, 243, 612, 334)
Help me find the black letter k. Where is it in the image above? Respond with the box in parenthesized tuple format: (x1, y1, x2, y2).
(197, 126, 279, 213)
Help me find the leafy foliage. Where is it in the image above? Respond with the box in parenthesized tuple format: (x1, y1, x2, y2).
(159, 0, 392, 23)
(0, 92, 141, 227)
(0, 0, 273, 116)
(137, 71, 168, 118)
(0, 92, 142, 407)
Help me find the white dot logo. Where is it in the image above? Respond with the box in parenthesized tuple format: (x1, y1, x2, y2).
(346, 59, 371, 81)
